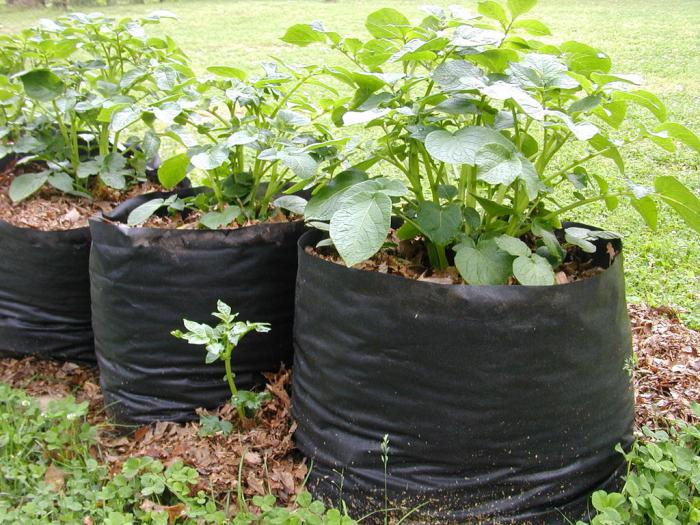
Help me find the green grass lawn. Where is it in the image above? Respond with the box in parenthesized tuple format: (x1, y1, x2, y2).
(1, 0, 698, 325)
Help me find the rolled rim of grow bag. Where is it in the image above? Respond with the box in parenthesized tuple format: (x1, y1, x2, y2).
(291, 225, 635, 524)
(89, 188, 305, 424)
(0, 219, 93, 362)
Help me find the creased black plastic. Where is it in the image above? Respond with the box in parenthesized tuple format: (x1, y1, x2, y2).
(0, 221, 94, 362)
(89, 189, 305, 424)
(292, 227, 635, 524)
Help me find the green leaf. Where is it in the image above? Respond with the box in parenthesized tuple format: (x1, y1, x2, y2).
(191, 144, 228, 170)
(560, 41, 612, 76)
(653, 122, 700, 153)
(8, 171, 49, 203)
(454, 238, 512, 285)
(127, 198, 165, 226)
(278, 151, 318, 179)
(199, 206, 241, 229)
(414, 202, 463, 246)
(478, 1, 508, 27)
(511, 19, 550, 36)
(207, 66, 247, 80)
(143, 130, 160, 162)
(158, 153, 189, 189)
(475, 143, 522, 185)
(365, 8, 410, 39)
(630, 195, 658, 230)
(273, 195, 307, 215)
(47, 172, 76, 194)
(305, 169, 369, 221)
(425, 127, 513, 165)
(509, 53, 578, 90)
(613, 90, 667, 121)
(329, 191, 392, 267)
(432, 60, 485, 91)
(99, 153, 129, 190)
(565, 227, 597, 253)
(281, 24, 326, 47)
(513, 253, 555, 285)
(110, 105, 142, 132)
(506, 0, 537, 18)
(20, 69, 64, 102)
(495, 234, 530, 257)
(654, 176, 700, 233)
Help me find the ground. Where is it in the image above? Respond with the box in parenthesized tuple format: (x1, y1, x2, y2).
(2, 0, 698, 325)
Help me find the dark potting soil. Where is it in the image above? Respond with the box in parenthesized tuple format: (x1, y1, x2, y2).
(308, 228, 616, 285)
(0, 160, 166, 231)
(141, 207, 300, 230)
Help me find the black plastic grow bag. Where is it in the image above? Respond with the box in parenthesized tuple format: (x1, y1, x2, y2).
(0, 221, 94, 362)
(89, 189, 304, 424)
(292, 228, 635, 524)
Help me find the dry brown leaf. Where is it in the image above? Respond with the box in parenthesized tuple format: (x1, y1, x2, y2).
(44, 464, 66, 493)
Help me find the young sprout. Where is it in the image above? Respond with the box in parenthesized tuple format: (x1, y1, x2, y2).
(172, 300, 271, 422)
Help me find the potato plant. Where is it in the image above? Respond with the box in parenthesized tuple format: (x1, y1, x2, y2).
(0, 12, 193, 202)
(284, 0, 700, 284)
(171, 301, 271, 422)
(128, 60, 353, 228)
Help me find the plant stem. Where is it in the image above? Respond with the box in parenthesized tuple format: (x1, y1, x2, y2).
(224, 350, 246, 422)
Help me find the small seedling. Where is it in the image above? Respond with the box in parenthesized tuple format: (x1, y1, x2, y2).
(172, 300, 271, 422)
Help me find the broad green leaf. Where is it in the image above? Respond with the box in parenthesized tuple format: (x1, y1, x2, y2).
(613, 90, 667, 121)
(110, 105, 142, 132)
(273, 195, 307, 215)
(569, 94, 601, 114)
(478, 1, 508, 27)
(511, 19, 550, 36)
(365, 8, 410, 40)
(593, 101, 627, 129)
(158, 153, 189, 189)
(281, 24, 326, 47)
(483, 81, 544, 120)
(414, 201, 463, 246)
(495, 234, 530, 257)
(509, 53, 578, 90)
(506, 0, 537, 18)
(329, 191, 392, 267)
(342, 108, 390, 126)
(564, 227, 597, 253)
(630, 195, 658, 230)
(425, 126, 513, 165)
(9, 171, 49, 203)
(77, 160, 100, 179)
(653, 122, 700, 153)
(532, 220, 565, 262)
(654, 176, 700, 233)
(277, 109, 311, 127)
(20, 69, 64, 102)
(432, 60, 485, 91)
(127, 198, 165, 226)
(560, 41, 612, 76)
(513, 253, 555, 285)
(200, 206, 241, 229)
(191, 144, 228, 170)
(207, 66, 247, 80)
(143, 131, 160, 162)
(454, 238, 512, 285)
(278, 151, 318, 179)
(475, 143, 522, 185)
(47, 172, 76, 194)
(305, 169, 368, 221)
(99, 153, 129, 190)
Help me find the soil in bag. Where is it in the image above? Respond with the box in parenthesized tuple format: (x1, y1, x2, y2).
(89, 188, 304, 424)
(0, 157, 172, 362)
(292, 227, 634, 524)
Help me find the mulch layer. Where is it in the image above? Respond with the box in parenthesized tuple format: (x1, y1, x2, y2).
(0, 304, 697, 504)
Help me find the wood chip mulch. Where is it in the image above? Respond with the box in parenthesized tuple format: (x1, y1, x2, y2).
(0, 304, 697, 502)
